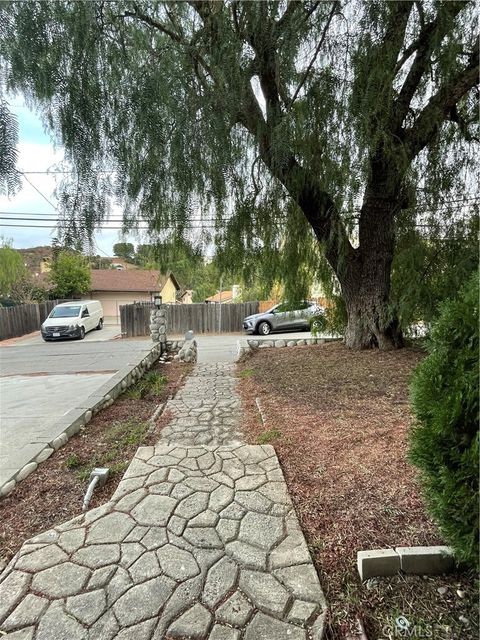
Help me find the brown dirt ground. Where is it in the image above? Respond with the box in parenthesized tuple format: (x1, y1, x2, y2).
(237, 342, 478, 640)
(0, 361, 191, 566)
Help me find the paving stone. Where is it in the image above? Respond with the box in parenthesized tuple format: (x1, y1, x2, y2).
(87, 565, 117, 590)
(270, 531, 312, 568)
(58, 528, 86, 553)
(114, 576, 174, 626)
(226, 540, 268, 570)
(32, 562, 90, 598)
(2, 594, 49, 630)
(209, 485, 235, 511)
(235, 491, 272, 513)
(202, 556, 238, 608)
(216, 518, 239, 544)
(210, 625, 241, 640)
(288, 599, 318, 625)
(141, 527, 168, 550)
(129, 550, 162, 582)
(157, 544, 200, 581)
(0, 570, 31, 622)
(36, 601, 87, 640)
(66, 589, 107, 626)
(73, 544, 120, 568)
(130, 494, 177, 526)
(239, 512, 284, 550)
(215, 590, 254, 627)
(239, 570, 291, 616)
(15, 544, 68, 571)
(274, 564, 325, 602)
(184, 526, 223, 549)
(87, 512, 135, 544)
(167, 603, 213, 639)
(175, 492, 210, 519)
(115, 618, 156, 640)
(244, 612, 306, 640)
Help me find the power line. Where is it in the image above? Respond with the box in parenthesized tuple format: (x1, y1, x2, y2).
(20, 173, 58, 210)
(0, 223, 217, 229)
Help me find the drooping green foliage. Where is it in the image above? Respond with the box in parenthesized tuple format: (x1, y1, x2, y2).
(48, 250, 91, 298)
(392, 209, 479, 331)
(0, 1, 477, 347)
(409, 271, 479, 567)
(0, 99, 20, 196)
(0, 239, 26, 297)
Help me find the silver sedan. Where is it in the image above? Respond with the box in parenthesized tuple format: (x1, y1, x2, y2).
(242, 301, 323, 336)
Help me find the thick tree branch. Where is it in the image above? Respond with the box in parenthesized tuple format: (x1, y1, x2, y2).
(393, 2, 465, 130)
(404, 43, 479, 160)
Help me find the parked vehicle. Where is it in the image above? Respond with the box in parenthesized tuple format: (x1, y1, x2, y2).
(41, 300, 103, 341)
(242, 301, 324, 335)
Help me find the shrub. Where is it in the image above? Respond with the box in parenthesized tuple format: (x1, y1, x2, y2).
(409, 271, 479, 567)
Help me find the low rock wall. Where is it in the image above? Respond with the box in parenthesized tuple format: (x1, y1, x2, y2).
(237, 336, 341, 358)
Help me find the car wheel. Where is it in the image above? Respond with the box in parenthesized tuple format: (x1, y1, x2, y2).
(79, 327, 86, 340)
(96, 318, 103, 330)
(257, 321, 271, 336)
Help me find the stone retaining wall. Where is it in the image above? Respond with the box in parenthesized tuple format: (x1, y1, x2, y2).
(237, 336, 341, 358)
(173, 339, 198, 363)
(149, 306, 167, 347)
(0, 343, 162, 498)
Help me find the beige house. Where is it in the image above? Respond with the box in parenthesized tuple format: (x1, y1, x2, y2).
(84, 270, 180, 324)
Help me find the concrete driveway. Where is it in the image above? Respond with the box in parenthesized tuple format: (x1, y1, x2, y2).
(0, 334, 152, 488)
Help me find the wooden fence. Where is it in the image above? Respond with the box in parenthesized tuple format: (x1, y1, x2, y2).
(0, 300, 73, 341)
(120, 301, 259, 338)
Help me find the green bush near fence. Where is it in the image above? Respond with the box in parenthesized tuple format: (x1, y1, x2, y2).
(409, 271, 479, 568)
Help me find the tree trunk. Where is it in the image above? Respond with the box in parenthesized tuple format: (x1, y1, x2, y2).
(342, 272, 404, 350)
(339, 196, 404, 350)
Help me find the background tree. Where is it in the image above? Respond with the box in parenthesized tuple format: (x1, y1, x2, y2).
(113, 242, 135, 262)
(1, 1, 477, 348)
(0, 240, 26, 298)
(48, 250, 91, 299)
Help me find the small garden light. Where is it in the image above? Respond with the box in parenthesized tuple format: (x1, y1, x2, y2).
(153, 292, 163, 307)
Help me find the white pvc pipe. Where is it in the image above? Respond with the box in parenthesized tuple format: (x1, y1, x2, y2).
(82, 475, 99, 512)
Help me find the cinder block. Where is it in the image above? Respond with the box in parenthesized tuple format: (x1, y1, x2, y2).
(396, 546, 455, 575)
(357, 549, 400, 580)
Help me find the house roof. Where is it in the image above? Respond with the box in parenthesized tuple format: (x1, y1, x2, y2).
(205, 290, 234, 303)
(90, 270, 179, 292)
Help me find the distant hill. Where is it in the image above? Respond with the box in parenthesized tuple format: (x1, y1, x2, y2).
(17, 246, 53, 276)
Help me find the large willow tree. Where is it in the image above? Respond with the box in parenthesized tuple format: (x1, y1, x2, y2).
(1, 1, 478, 348)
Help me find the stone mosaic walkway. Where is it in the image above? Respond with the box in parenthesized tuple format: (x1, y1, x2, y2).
(0, 364, 326, 639)
(161, 364, 243, 446)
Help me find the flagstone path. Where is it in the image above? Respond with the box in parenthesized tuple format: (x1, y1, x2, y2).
(0, 363, 326, 639)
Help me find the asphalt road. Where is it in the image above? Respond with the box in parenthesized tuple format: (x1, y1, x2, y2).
(0, 333, 153, 487)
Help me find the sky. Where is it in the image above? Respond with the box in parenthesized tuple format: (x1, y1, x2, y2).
(0, 98, 139, 257)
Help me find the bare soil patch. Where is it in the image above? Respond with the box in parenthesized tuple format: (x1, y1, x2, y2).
(238, 342, 478, 640)
(0, 361, 190, 565)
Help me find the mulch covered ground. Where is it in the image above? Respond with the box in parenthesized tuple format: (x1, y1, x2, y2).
(238, 342, 478, 640)
(0, 361, 190, 566)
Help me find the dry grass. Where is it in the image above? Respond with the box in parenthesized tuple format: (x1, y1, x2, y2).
(0, 361, 190, 565)
(238, 342, 478, 640)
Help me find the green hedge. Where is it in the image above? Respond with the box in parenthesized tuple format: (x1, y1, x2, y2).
(409, 271, 479, 567)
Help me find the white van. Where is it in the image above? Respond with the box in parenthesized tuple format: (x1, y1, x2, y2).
(41, 301, 104, 341)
